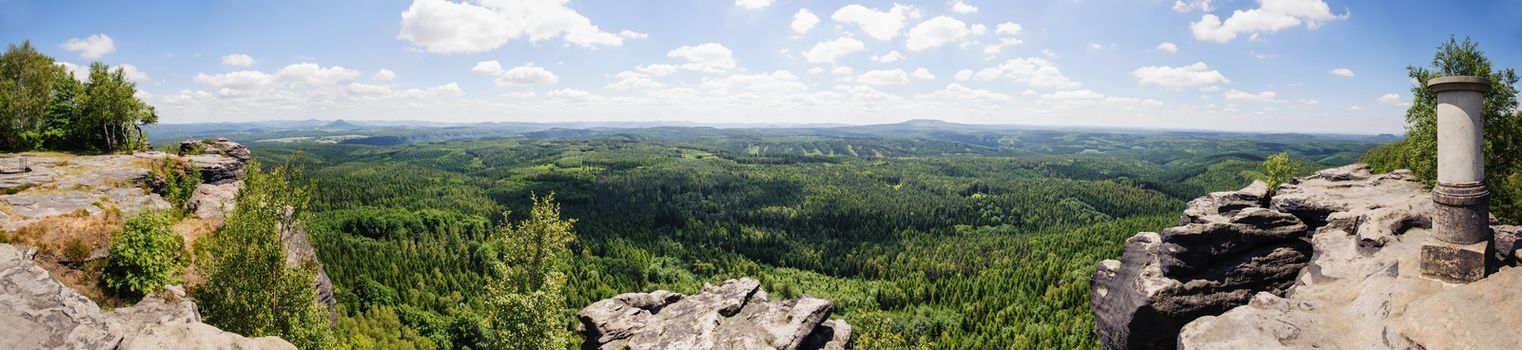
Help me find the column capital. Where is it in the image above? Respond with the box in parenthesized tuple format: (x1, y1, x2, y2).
(1428, 76, 1491, 93)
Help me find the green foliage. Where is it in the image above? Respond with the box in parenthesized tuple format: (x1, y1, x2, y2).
(1262, 152, 1295, 194)
(1361, 37, 1522, 223)
(193, 160, 336, 349)
(105, 211, 185, 297)
(0, 40, 158, 152)
(147, 157, 202, 213)
(484, 194, 577, 349)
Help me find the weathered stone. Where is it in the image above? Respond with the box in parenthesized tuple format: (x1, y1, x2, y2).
(0, 244, 295, 349)
(1180, 181, 1269, 225)
(1419, 239, 1488, 283)
(179, 138, 252, 161)
(578, 278, 854, 350)
(187, 182, 240, 220)
(1401, 266, 1522, 350)
(2, 191, 100, 218)
(184, 154, 246, 185)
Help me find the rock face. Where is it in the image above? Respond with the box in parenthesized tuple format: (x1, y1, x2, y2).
(1093, 164, 1522, 349)
(0, 153, 173, 231)
(179, 138, 251, 185)
(577, 278, 854, 350)
(0, 244, 295, 349)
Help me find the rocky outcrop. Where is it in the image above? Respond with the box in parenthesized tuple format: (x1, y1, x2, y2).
(577, 278, 854, 350)
(179, 138, 251, 185)
(0, 153, 172, 231)
(0, 244, 295, 349)
(1093, 164, 1522, 349)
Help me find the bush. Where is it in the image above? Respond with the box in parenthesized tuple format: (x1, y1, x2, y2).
(105, 211, 185, 297)
(1262, 152, 1295, 195)
(147, 157, 201, 213)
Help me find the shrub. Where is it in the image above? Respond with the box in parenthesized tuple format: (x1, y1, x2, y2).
(61, 237, 92, 263)
(105, 211, 185, 297)
(1262, 152, 1295, 195)
(147, 157, 201, 213)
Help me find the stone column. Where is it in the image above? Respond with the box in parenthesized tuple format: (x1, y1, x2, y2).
(1420, 75, 1492, 283)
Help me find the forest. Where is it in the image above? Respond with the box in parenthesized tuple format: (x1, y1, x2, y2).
(238, 127, 1377, 349)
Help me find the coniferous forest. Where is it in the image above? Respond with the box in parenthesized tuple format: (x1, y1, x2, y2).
(236, 127, 1378, 349)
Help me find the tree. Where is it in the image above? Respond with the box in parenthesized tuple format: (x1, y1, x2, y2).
(1366, 36, 1521, 223)
(105, 211, 186, 297)
(193, 160, 336, 349)
(0, 41, 64, 150)
(483, 194, 577, 350)
(1262, 152, 1294, 195)
(77, 62, 157, 152)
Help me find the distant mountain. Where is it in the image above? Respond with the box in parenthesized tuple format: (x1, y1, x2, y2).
(323, 119, 361, 129)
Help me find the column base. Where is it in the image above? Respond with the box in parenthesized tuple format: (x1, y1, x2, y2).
(1432, 182, 1489, 244)
(1420, 238, 1490, 283)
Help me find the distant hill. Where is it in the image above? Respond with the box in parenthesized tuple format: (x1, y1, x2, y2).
(323, 119, 360, 129)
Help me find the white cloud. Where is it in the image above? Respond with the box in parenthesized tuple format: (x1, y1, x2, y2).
(1156, 42, 1179, 53)
(954, 69, 972, 81)
(347, 82, 394, 95)
(618, 30, 648, 39)
(857, 69, 911, 85)
(735, 0, 773, 10)
(472, 60, 504, 75)
(1041, 49, 1057, 58)
(221, 54, 255, 67)
(981, 23, 1024, 57)
(274, 63, 362, 85)
(920, 84, 1011, 104)
(1131, 62, 1230, 88)
(1223, 89, 1279, 102)
(912, 67, 935, 80)
(194, 71, 274, 90)
(871, 50, 905, 63)
(546, 88, 597, 101)
(973, 57, 1081, 89)
(1329, 68, 1354, 77)
(1041, 89, 1162, 110)
(636, 64, 680, 77)
(1173, 0, 1214, 12)
(373, 69, 397, 81)
(669, 43, 737, 72)
(606, 71, 665, 90)
(1348, 105, 1363, 111)
(61, 34, 115, 59)
(808, 67, 825, 75)
(1377, 93, 1402, 104)
(56, 62, 89, 81)
(116, 64, 150, 82)
(804, 36, 866, 64)
(906, 16, 973, 51)
(951, 0, 978, 14)
(995, 22, 1022, 36)
(831, 4, 920, 41)
(701, 71, 809, 94)
(397, 0, 638, 53)
(792, 9, 820, 34)
(831, 66, 854, 76)
(1190, 0, 1347, 43)
(495, 64, 559, 86)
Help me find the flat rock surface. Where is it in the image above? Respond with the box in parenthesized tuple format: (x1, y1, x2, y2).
(578, 278, 854, 350)
(0, 244, 294, 349)
(0, 153, 178, 231)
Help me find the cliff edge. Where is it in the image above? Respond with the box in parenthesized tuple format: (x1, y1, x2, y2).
(578, 278, 855, 350)
(1091, 164, 1522, 349)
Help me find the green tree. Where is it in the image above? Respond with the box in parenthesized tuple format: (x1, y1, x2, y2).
(77, 62, 158, 152)
(105, 211, 186, 297)
(483, 194, 577, 350)
(1262, 152, 1295, 195)
(193, 160, 336, 349)
(1365, 36, 1521, 223)
(0, 41, 65, 150)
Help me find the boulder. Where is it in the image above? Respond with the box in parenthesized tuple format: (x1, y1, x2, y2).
(187, 182, 240, 220)
(178, 138, 250, 185)
(577, 278, 854, 350)
(1180, 181, 1270, 225)
(0, 244, 295, 349)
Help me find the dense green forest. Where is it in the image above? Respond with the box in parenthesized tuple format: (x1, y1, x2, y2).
(238, 127, 1375, 349)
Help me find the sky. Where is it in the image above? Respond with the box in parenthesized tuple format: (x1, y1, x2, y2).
(2, 0, 1520, 134)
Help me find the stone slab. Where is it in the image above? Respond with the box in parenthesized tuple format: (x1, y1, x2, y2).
(1420, 238, 1489, 283)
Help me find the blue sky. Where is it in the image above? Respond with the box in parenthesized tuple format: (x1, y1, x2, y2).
(2, 0, 1519, 133)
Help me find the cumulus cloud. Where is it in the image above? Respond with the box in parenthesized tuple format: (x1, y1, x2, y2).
(804, 36, 866, 64)
(973, 57, 1081, 89)
(735, 0, 773, 10)
(61, 34, 115, 59)
(701, 71, 809, 94)
(1190, 0, 1347, 43)
(1329, 67, 1354, 77)
(831, 4, 920, 41)
(831, 66, 854, 76)
(1156, 42, 1179, 53)
(274, 63, 362, 85)
(1376, 93, 1402, 104)
(397, 0, 639, 54)
(1223, 89, 1279, 102)
(919, 84, 1013, 104)
(951, 0, 978, 14)
(1131, 62, 1230, 88)
(472, 60, 505, 75)
(954, 69, 972, 81)
(669, 43, 737, 72)
(856, 69, 911, 85)
(1173, 0, 1214, 12)
(495, 63, 559, 86)
(222, 54, 256, 67)
(906, 16, 973, 51)
(116, 64, 150, 82)
(792, 9, 820, 34)
(373, 69, 397, 81)
(635, 64, 679, 77)
(1041, 89, 1162, 110)
(606, 71, 665, 90)
(912, 68, 935, 80)
(871, 50, 905, 63)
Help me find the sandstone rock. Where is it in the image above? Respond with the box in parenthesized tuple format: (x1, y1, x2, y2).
(2, 191, 101, 218)
(280, 207, 338, 325)
(0, 244, 294, 349)
(1180, 180, 1269, 225)
(187, 182, 240, 220)
(180, 138, 252, 162)
(184, 154, 246, 185)
(577, 278, 854, 350)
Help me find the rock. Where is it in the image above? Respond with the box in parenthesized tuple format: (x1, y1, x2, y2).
(183, 154, 246, 185)
(187, 182, 240, 220)
(0, 244, 295, 349)
(1092, 187, 1311, 350)
(577, 278, 854, 350)
(280, 207, 338, 325)
(1101, 164, 1522, 350)
(2, 191, 100, 218)
(179, 138, 252, 162)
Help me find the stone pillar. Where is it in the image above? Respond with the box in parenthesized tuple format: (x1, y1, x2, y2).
(1420, 76, 1492, 283)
